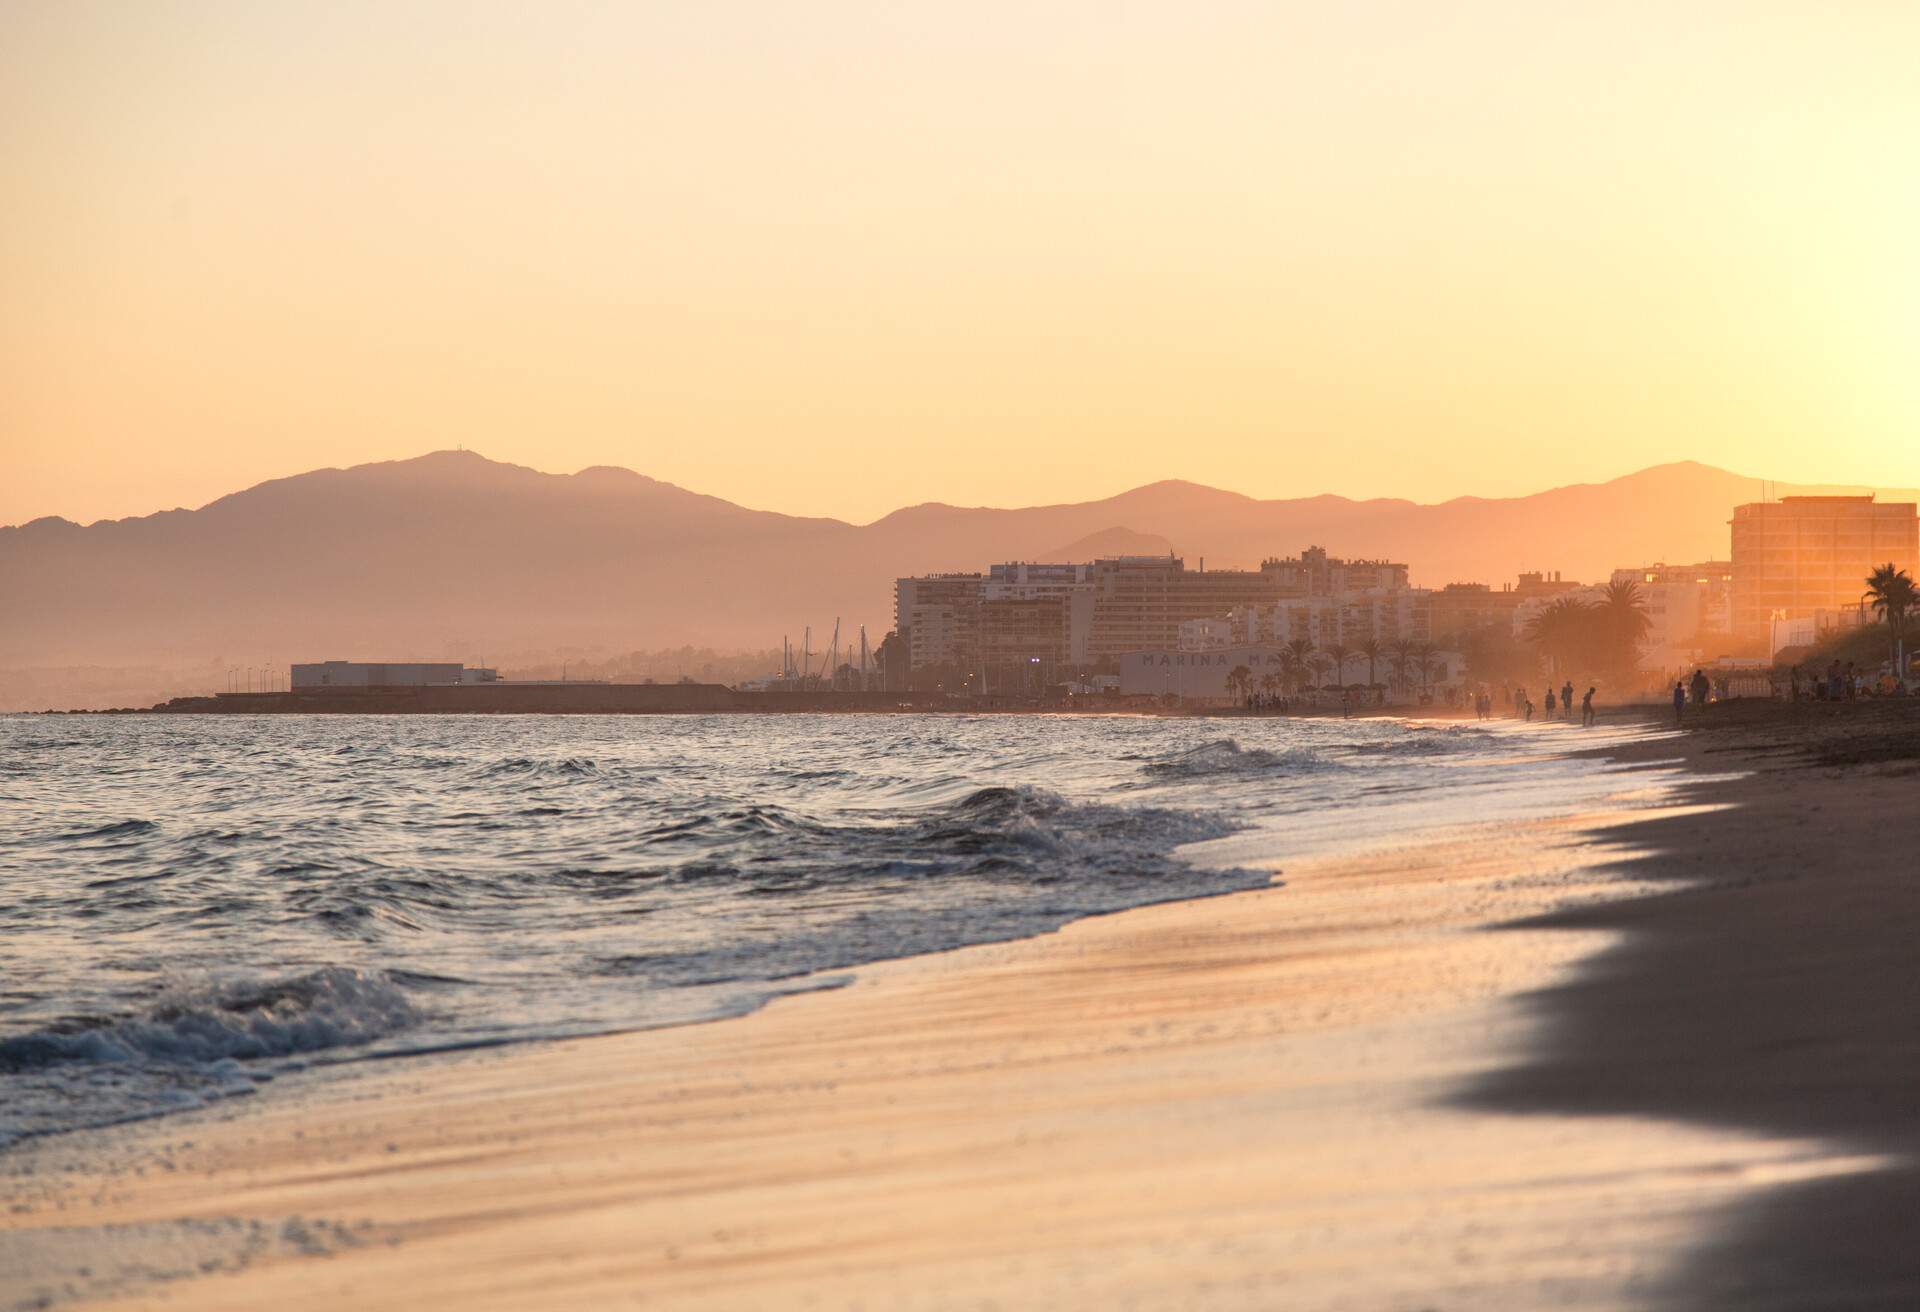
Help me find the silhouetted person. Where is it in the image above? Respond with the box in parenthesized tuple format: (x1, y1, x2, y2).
(1560, 680, 1574, 718)
(1673, 680, 1687, 726)
(1689, 668, 1710, 707)
(1544, 688, 1556, 718)
(1581, 686, 1595, 727)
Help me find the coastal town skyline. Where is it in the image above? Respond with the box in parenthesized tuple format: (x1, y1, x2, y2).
(4, 446, 1915, 713)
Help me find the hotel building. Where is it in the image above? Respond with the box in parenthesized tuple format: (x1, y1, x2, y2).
(1729, 497, 1918, 637)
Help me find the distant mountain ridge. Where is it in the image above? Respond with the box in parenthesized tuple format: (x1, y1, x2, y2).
(4, 451, 1915, 709)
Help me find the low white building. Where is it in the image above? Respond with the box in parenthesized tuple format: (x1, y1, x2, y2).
(1119, 646, 1290, 702)
(1177, 618, 1234, 650)
(1232, 591, 1433, 648)
(291, 661, 495, 689)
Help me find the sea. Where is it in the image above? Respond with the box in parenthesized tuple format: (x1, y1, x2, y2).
(0, 712, 1673, 1147)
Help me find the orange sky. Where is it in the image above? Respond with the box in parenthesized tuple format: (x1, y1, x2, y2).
(5, 2, 1918, 529)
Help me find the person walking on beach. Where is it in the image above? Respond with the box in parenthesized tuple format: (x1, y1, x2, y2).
(1544, 687, 1556, 719)
(1689, 668, 1710, 707)
(1673, 680, 1687, 726)
(1581, 687, 1595, 727)
(1561, 680, 1574, 719)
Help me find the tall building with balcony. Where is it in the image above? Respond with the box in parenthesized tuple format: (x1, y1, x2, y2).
(897, 547, 1418, 670)
(893, 573, 984, 670)
(1428, 583, 1525, 643)
(1259, 546, 1410, 597)
(1083, 556, 1289, 662)
(1730, 497, 1918, 636)
(978, 595, 1071, 675)
(984, 562, 1095, 665)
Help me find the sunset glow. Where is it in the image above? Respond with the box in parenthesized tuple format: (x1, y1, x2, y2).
(5, 2, 1919, 527)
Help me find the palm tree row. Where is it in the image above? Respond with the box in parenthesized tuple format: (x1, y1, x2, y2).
(1521, 579, 1651, 681)
(1224, 636, 1443, 704)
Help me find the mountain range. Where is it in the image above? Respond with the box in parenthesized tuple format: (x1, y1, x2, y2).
(4, 451, 1914, 709)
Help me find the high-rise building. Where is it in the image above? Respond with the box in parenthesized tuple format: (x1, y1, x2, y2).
(893, 573, 984, 670)
(1730, 497, 1918, 636)
(1083, 557, 1287, 662)
(985, 562, 1095, 665)
(1258, 546, 1410, 597)
(978, 595, 1071, 675)
(896, 546, 1417, 669)
(1427, 583, 1524, 643)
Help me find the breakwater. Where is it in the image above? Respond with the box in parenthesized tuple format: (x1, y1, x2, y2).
(145, 684, 946, 714)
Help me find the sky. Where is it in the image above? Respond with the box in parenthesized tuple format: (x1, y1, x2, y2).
(4, 1, 1918, 529)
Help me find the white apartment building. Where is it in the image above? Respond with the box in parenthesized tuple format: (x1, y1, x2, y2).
(985, 562, 1096, 665)
(1230, 590, 1432, 648)
(1609, 561, 1734, 667)
(905, 604, 969, 669)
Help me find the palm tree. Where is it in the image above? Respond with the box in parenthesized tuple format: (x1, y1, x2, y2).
(1306, 653, 1334, 694)
(1865, 563, 1917, 676)
(1358, 637, 1382, 690)
(1283, 648, 1307, 695)
(1412, 641, 1436, 692)
(1259, 670, 1284, 701)
(1227, 663, 1254, 706)
(1523, 596, 1591, 676)
(1325, 642, 1352, 691)
(1389, 638, 1418, 698)
(1283, 636, 1314, 695)
(1598, 578, 1652, 641)
(1596, 579, 1652, 678)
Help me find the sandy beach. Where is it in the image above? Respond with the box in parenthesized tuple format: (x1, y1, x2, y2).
(6, 705, 1919, 1311)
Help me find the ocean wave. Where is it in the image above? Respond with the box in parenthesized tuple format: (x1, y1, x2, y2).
(1141, 739, 1330, 779)
(7, 715, 1405, 1145)
(475, 755, 602, 779)
(0, 967, 419, 1074)
(54, 818, 158, 841)
(1340, 727, 1490, 757)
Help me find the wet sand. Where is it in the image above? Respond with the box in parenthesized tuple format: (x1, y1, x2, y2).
(6, 705, 1917, 1310)
(1470, 698, 1920, 1307)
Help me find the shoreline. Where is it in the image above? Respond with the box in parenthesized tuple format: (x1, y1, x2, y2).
(1467, 698, 1920, 1305)
(5, 706, 1915, 1308)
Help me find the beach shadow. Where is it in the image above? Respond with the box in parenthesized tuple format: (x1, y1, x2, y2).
(1452, 772, 1920, 1309)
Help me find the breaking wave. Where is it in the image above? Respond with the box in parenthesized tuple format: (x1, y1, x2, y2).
(0, 968, 422, 1147)
(1142, 739, 1332, 779)
(1339, 726, 1491, 757)
(0, 967, 417, 1074)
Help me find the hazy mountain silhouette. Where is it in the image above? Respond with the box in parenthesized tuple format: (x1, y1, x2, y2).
(1044, 527, 1178, 560)
(4, 451, 1913, 708)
